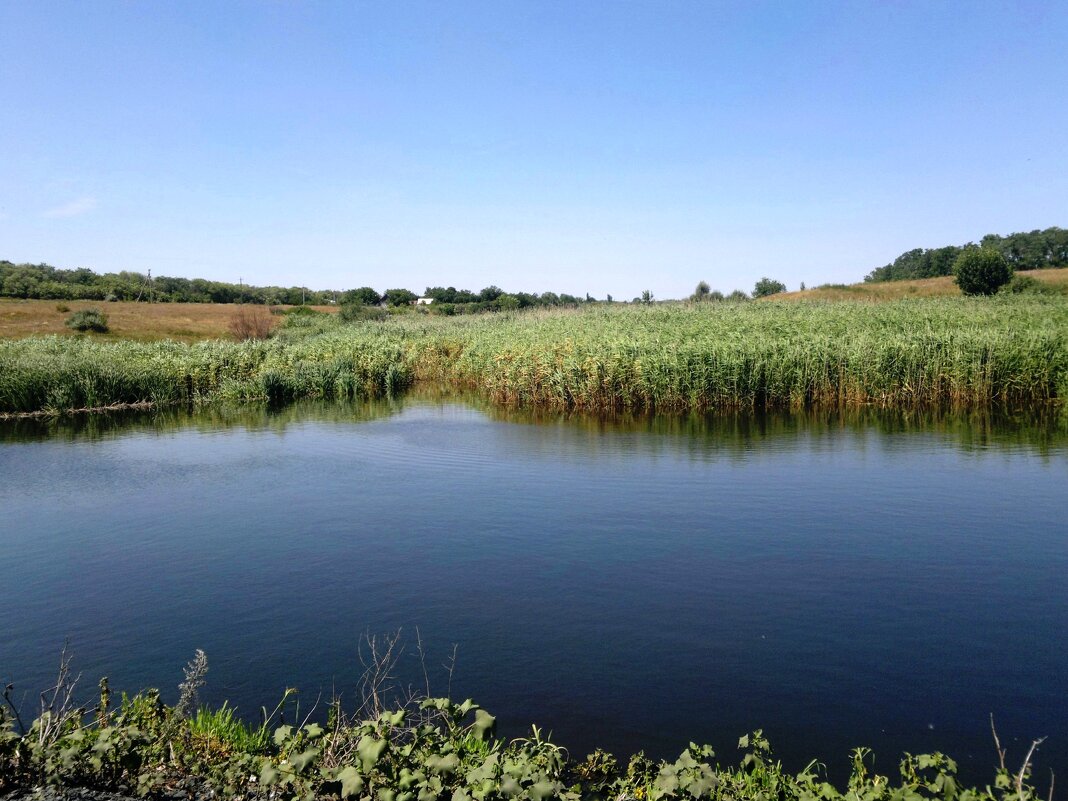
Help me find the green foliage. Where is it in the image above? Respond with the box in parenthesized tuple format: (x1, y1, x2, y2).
(1000, 274, 1066, 296)
(0, 679, 1053, 801)
(753, 277, 787, 298)
(284, 305, 327, 317)
(498, 294, 522, 311)
(4, 298, 1068, 415)
(1003, 275, 1042, 294)
(342, 286, 383, 306)
(64, 308, 109, 333)
(0, 260, 601, 310)
(384, 288, 419, 306)
(189, 703, 271, 755)
(953, 247, 1013, 296)
(340, 303, 389, 323)
(865, 226, 1068, 282)
(0, 260, 342, 304)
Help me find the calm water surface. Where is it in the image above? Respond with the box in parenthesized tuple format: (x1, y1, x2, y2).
(1, 395, 1066, 783)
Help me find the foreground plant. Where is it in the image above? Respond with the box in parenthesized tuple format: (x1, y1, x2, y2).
(0, 651, 1054, 801)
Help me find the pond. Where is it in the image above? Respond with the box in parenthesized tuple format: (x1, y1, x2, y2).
(1, 392, 1065, 784)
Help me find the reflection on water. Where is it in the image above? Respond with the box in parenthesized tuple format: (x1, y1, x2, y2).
(0, 390, 1065, 785)
(4, 386, 1067, 457)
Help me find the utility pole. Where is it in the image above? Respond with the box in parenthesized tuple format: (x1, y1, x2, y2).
(136, 269, 154, 303)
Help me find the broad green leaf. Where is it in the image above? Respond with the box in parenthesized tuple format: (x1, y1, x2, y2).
(338, 766, 364, 798)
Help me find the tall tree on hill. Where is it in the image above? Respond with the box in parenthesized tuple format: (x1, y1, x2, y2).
(753, 277, 786, 298)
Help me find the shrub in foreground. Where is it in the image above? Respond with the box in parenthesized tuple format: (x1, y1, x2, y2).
(64, 308, 109, 333)
(0, 653, 1054, 801)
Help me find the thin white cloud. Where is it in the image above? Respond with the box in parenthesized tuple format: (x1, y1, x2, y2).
(43, 196, 98, 218)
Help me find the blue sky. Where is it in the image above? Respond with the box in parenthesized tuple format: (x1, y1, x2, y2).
(1, 1, 1065, 299)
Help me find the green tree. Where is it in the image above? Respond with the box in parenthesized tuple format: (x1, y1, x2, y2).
(640, 289, 654, 304)
(753, 277, 786, 298)
(497, 294, 521, 311)
(383, 288, 418, 306)
(342, 286, 381, 306)
(691, 281, 711, 301)
(953, 247, 1013, 295)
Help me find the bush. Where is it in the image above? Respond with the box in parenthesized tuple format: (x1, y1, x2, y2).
(65, 309, 109, 333)
(1001, 275, 1039, 294)
(753, 277, 787, 298)
(1000, 274, 1064, 296)
(228, 305, 275, 341)
(953, 247, 1013, 296)
(55, 303, 70, 313)
(339, 303, 387, 323)
(283, 305, 326, 317)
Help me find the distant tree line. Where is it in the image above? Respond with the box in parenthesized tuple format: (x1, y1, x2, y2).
(0, 261, 604, 310)
(865, 226, 1068, 282)
(411, 285, 595, 315)
(689, 277, 786, 302)
(0, 261, 337, 305)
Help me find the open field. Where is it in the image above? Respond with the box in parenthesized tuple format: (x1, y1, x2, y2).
(0, 298, 337, 342)
(2, 297, 1067, 415)
(772, 267, 1068, 302)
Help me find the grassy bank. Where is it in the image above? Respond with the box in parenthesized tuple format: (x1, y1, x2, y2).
(2, 297, 1067, 415)
(0, 662, 1051, 801)
(774, 267, 1068, 302)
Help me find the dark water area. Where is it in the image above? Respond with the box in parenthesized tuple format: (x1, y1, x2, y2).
(1, 392, 1066, 786)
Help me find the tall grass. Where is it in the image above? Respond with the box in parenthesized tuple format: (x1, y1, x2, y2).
(0, 329, 412, 413)
(410, 298, 1068, 411)
(2, 297, 1066, 414)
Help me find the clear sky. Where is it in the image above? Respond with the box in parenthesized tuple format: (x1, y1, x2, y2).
(1, 1, 1066, 299)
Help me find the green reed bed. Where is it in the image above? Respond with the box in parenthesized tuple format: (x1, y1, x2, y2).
(2, 297, 1066, 415)
(410, 298, 1068, 411)
(0, 330, 413, 414)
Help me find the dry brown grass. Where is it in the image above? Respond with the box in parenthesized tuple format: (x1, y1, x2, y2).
(768, 268, 1068, 302)
(0, 300, 337, 342)
(227, 305, 277, 341)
